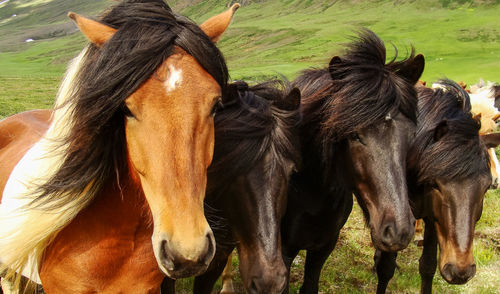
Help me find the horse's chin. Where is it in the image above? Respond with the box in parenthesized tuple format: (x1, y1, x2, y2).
(370, 230, 411, 252)
(371, 240, 407, 252)
(160, 264, 210, 280)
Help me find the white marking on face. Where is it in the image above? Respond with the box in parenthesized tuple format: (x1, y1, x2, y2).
(164, 65, 183, 92)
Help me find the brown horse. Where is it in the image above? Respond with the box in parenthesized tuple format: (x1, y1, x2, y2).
(0, 0, 238, 292)
(374, 80, 495, 293)
(281, 30, 424, 293)
(161, 80, 301, 294)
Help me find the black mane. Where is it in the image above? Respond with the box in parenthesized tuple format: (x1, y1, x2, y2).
(294, 29, 418, 142)
(34, 0, 228, 207)
(207, 80, 301, 192)
(408, 80, 490, 183)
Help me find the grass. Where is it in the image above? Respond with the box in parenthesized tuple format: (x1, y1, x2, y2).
(187, 0, 500, 84)
(1, 0, 500, 84)
(2, 0, 500, 116)
(0, 76, 57, 118)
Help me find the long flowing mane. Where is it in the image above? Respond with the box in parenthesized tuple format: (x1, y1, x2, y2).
(0, 0, 227, 283)
(293, 29, 418, 168)
(205, 80, 301, 251)
(207, 80, 301, 192)
(36, 0, 227, 209)
(408, 80, 490, 184)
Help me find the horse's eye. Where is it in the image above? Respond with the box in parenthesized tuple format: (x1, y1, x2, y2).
(211, 98, 223, 116)
(122, 105, 135, 118)
(429, 183, 441, 193)
(349, 132, 361, 142)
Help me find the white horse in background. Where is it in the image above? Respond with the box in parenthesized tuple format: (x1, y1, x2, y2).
(468, 79, 500, 188)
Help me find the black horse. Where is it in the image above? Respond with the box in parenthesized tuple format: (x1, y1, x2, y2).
(374, 80, 494, 294)
(281, 29, 425, 293)
(162, 80, 301, 294)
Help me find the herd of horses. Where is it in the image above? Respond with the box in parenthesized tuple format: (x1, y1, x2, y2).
(0, 0, 498, 293)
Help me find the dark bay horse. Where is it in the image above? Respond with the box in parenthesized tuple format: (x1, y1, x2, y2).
(161, 80, 301, 294)
(0, 1, 237, 292)
(374, 80, 494, 294)
(281, 30, 425, 293)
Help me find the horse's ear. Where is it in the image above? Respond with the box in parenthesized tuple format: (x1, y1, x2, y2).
(472, 113, 482, 125)
(223, 80, 247, 103)
(493, 85, 500, 109)
(397, 54, 425, 85)
(328, 56, 342, 79)
(481, 133, 500, 149)
(276, 88, 301, 111)
(492, 113, 500, 123)
(224, 83, 240, 103)
(434, 120, 448, 141)
(68, 12, 116, 47)
(200, 3, 240, 42)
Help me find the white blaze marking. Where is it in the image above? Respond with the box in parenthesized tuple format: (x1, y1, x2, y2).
(164, 65, 183, 92)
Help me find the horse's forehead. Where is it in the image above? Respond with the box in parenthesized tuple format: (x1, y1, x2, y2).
(161, 50, 215, 82)
(158, 51, 220, 96)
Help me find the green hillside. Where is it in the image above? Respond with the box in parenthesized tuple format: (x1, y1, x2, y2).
(0, 1, 499, 293)
(1, 0, 500, 83)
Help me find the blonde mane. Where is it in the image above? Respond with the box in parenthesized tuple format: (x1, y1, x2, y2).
(469, 82, 499, 134)
(0, 47, 94, 285)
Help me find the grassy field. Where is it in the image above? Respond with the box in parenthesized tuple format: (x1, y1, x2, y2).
(0, 0, 499, 293)
(1, 0, 500, 83)
(1, 0, 500, 117)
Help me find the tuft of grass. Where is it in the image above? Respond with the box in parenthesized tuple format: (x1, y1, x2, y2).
(0, 76, 58, 119)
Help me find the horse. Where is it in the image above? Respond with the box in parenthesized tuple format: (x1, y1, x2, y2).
(373, 80, 495, 294)
(467, 80, 500, 188)
(280, 29, 425, 293)
(161, 80, 302, 294)
(0, 0, 238, 292)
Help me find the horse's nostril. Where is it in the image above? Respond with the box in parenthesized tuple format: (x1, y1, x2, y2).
(468, 264, 477, 278)
(249, 277, 259, 294)
(202, 232, 215, 265)
(276, 273, 288, 293)
(160, 239, 175, 272)
(382, 223, 396, 243)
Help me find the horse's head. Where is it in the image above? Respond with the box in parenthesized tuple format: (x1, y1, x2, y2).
(321, 31, 424, 252)
(68, 3, 238, 279)
(344, 110, 417, 252)
(208, 81, 301, 293)
(429, 175, 489, 284)
(410, 81, 493, 284)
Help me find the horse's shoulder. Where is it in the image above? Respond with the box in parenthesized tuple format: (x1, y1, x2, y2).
(0, 110, 52, 141)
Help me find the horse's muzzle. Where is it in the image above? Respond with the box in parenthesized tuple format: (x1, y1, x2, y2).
(373, 216, 415, 252)
(156, 231, 216, 279)
(441, 263, 476, 284)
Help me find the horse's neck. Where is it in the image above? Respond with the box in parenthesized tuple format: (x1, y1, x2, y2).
(204, 190, 236, 251)
(407, 181, 427, 219)
(291, 133, 352, 208)
(113, 173, 150, 218)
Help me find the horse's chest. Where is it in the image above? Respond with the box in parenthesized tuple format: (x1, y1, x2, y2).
(39, 189, 164, 293)
(283, 190, 352, 250)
